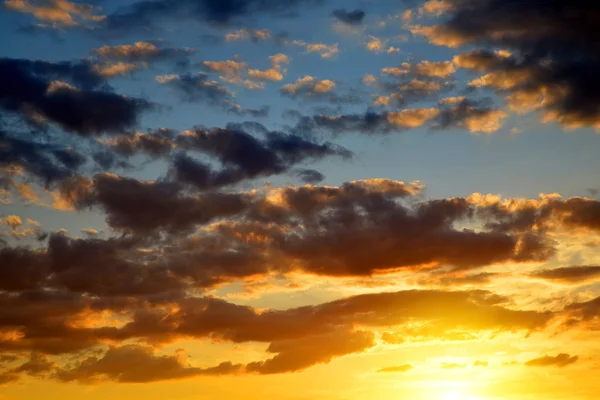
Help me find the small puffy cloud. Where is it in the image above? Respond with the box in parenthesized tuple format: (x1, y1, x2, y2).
(4, 0, 105, 28)
(4, 215, 23, 229)
(202, 60, 248, 84)
(269, 53, 290, 66)
(365, 35, 388, 53)
(93, 62, 139, 78)
(202, 55, 289, 88)
(225, 28, 272, 42)
(388, 108, 440, 128)
(383, 61, 456, 78)
(282, 76, 336, 97)
(156, 73, 238, 108)
(247, 55, 288, 82)
(292, 40, 339, 59)
(436, 98, 508, 134)
(418, 0, 452, 17)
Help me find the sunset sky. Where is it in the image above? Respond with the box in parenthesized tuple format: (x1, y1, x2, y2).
(0, 1, 599, 399)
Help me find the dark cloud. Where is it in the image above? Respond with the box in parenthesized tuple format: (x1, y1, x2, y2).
(294, 169, 325, 183)
(332, 9, 365, 25)
(228, 105, 270, 118)
(247, 330, 374, 374)
(269, 195, 549, 276)
(56, 345, 240, 383)
(0, 58, 151, 136)
(173, 126, 351, 189)
(156, 72, 234, 106)
(525, 353, 579, 368)
(529, 266, 600, 284)
(0, 131, 84, 185)
(76, 173, 254, 234)
(103, 130, 176, 158)
(417, 0, 600, 129)
(104, 0, 324, 33)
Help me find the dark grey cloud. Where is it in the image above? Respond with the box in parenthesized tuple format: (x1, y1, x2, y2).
(173, 126, 351, 189)
(294, 168, 325, 183)
(156, 72, 234, 106)
(422, 0, 600, 129)
(104, 0, 324, 33)
(332, 9, 365, 25)
(0, 131, 84, 185)
(0, 58, 151, 136)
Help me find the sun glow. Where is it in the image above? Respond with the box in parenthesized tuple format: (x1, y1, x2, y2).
(438, 387, 483, 400)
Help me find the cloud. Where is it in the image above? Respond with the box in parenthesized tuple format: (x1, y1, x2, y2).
(156, 73, 239, 109)
(383, 61, 456, 79)
(225, 28, 272, 42)
(200, 55, 289, 89)
(3, 215, 22, 229)
(281, 76, 360, 104)
(292, 40, 339, 59)
(103, 0, 323, 34)
(365, 35, 388, 53)
(530, 266, 600, 284)
(70, 173, 253, 234)
(411, 0, 600, 130)
(525, 354, 579, 368)
(101, 130, 176, 158)
(57, 345, 240, 383)
(435, 97, 507, 134)
(92, 41, 196, 63)
(0, 131, 85, 185)
(246, 330, 374, 374)
(0, 58, 151, 136)
(282, 75, 335, 96)
(300, 108, 440, 135)
(332, 9, 365, 26)
(173, 126, 351, 189)
(4, 0, 105, 28)
(441, 362, 466, 369)
(294, 169, 325, 183)
(0, 352, 56, 384)
(378, 364, 413, 373)
(92, 62, 139, 78)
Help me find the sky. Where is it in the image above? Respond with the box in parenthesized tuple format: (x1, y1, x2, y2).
(0, 0, 599, 399)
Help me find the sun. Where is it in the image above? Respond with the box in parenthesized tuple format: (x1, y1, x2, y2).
(439, 388, 483, 400)
(441, 390, 462, 400)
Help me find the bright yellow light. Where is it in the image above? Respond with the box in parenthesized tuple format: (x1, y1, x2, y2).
(441, 389, 462, 400)
(439, 387, 483, 400)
